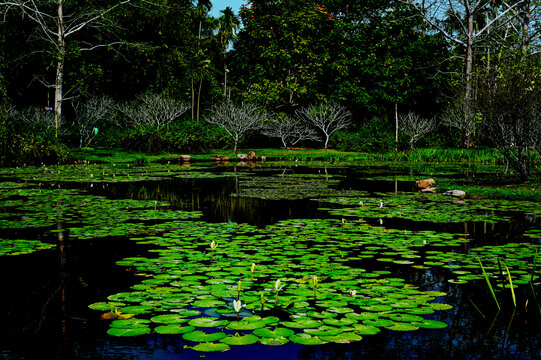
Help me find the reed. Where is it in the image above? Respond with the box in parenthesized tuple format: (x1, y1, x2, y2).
(479, 258, 501, 311)
(504, 265, 517, 308)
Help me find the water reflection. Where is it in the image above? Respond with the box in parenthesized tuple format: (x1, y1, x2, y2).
(2, 165, 540, 359)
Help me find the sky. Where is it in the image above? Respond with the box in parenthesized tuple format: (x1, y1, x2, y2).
(209, 0, 244, 18)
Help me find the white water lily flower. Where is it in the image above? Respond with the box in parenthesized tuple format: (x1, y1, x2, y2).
(350, 290, 357, 296)
(379, 200, 384, 208)
(274, 279, 284, 291)
(210, 240, 217, 250)
(233, 299, 245, 313)
(251, 263, 256, 273)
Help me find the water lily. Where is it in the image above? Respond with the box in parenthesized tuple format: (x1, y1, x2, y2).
(379, 200, 384, 209)
(237, 280, 242, 300)
(233, 299, 245, 320)
(350, 290, 357, 296)
(210, 241, 217, 262)
(312, 275, 319, 300)
(250, 263, 256, 288)
(274, 279, 284, 306)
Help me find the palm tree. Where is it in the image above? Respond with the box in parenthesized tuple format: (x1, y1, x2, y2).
(190, 0, 212, 121)
(217, 7, 240, 96)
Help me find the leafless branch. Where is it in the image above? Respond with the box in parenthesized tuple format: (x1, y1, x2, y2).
(295, 102, 352, 149)
(206, 102, 267, 152)
(262, 115, 321, 148)
(399, 112, 438, 149)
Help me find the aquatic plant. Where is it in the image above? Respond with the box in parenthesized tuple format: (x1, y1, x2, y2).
(233, 299, 245, 320)
(250, 263, 256, 288)
(210, 241, 217, 263)
(274, 279, 284, 306)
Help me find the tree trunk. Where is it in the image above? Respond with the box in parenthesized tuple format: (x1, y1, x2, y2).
(191, 77, 195, 119)
(521, 0, 530, 59)
(54, 0, 65, 138)
(197, 77, 202, 122)
(395, 102, 398, 150)
(464, 10, 474, 149)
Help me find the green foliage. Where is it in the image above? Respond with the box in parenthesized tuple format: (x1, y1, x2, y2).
(331, 118, 396, 153)
(169, 119, 228, 153)
(0, 113, 71, 166)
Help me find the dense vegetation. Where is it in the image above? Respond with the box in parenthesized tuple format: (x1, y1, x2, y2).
(0, 0, 540, 178)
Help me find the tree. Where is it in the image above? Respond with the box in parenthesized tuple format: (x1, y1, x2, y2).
(206, 102, 267, 152)
(0, 0, 153, 137)
(399, 112, 438, 149)
(476, 59, 541, 180)
(441, 96, 478, 147)
(296, 102, 351, 149)
(231, 1, 337, 110)
(73, 96, 112, 148)
(262, 115, 321, 148)
(217, 7, 240, 97)
(117, 94, 190, 130)
(405, 0, 529, 147)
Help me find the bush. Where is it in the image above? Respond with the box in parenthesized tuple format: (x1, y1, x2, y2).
(118, 119, 229, 154)
(0, 112, 71, 166)
(169, 120, 228, 153)
(120, 125, 171, 153)
(331, 117, 397, 153)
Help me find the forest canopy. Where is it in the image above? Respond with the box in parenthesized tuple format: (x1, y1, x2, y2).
(0, 0, 540, 170)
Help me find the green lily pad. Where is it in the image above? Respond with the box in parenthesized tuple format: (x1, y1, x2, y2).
(320, 332, 363, 343)
(289, 333, 327, 345)
(253, 327, 295, 338)
(220, 334, 260, 345)
(190, 342, 230, 352)
(412, 319, 448, 329)
(183, 330, 227, 342)
(282, 318, 322, 329)
(187, 317, 229, 328)
(354, 324, 381, 335)
(150, 314, 189, 324)
(385, 323, 420, 331)
(155, 325, 196, 334)
(107, 327, 150, 337)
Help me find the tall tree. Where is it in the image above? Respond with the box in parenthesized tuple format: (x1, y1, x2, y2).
(0, 0, 153, 137)
(217, 7, 240, 96)
(405, 0, 529, 147)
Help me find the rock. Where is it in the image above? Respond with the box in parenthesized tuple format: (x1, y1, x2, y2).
(248, 151, 258, 160)
(211, 155, 230, 162)
(237, 153, 249, 161)
(416, 178, 436, 189)
(443, 190, 466, 198)
(178, 155, 191, 162)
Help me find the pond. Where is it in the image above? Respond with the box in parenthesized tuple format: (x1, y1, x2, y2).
(0, 160, 540, 359)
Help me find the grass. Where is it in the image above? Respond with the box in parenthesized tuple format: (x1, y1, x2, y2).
(71, 147, 541, 201)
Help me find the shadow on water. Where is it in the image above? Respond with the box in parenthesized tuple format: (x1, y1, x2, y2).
(80, 178, 324, 227)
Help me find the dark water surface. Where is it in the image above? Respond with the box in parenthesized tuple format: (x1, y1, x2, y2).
(1, 165, 540, 359)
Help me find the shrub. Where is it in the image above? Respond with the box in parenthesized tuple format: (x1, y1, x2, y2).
(331, 117, 397, 153)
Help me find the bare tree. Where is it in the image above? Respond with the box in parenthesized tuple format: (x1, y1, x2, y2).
(476, 63, 541, 180)
(19, 106, 59, 131)
(262, 115, 321, 149)
(206, 102, 267, 152)
(73, 96, 113, 148)
(117, 94, 190, 130)
(405, 0, 529, 147)
(441, 98, 478, 148)
(0, 0, 150, 137)
(296, 102, 352, 149)
(399, 112, 438, 149)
